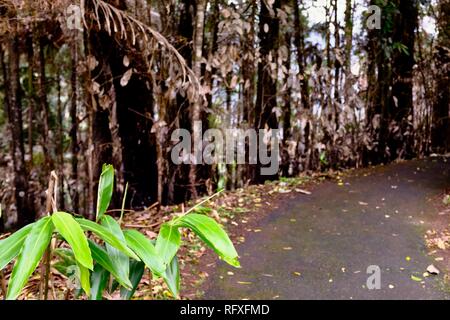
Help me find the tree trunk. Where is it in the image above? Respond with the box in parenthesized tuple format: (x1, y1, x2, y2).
(293, 0, 311, 170)
(432, 0, 450, 152)
(344, 0, 353, 77)
(70, 41, 79, 213)
(36, 37, 53, 174)
(254, 0, 281, 183)
(189, 0, 207, 199)
(1, 37, 35, 227)
(389, 0, 418, 159)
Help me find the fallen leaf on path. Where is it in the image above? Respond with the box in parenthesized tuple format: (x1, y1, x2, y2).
(411, 275, 422, 282)
(437, 239, 447, 250)
(295, 189, 312, 195)
(426, 264, 440, 275)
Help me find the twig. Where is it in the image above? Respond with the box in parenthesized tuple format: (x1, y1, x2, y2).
(105, 201, 159, 216)
(124, 221, 163, 229)
(123, 192, 222, 230)
(119, 182, 129, 225)
(0, 270, 6, 299)
(182, 190, 224, 216)
(40, 171, 58, 300)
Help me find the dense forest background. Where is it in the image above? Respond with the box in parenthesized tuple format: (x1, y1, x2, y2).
(0, 0, 448, 230)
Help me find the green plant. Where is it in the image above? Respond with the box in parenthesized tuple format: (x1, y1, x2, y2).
(0, 164, 239, 300)
(319, 151, 329, 166)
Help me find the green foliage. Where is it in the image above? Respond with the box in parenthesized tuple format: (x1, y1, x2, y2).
(124, 229, 165, 276)
(52, 212, 93, 270)
(76, 218, 139, 261)
(88, 240, 133, 290)
(101, 215, 130, 286)
(173, 214, 240, 267)
(0, 223, 34, 270)
(392, 42, 410, 56)
(96, 164, 115, 222)
(6, 217, 54, 300)
(319, 151, 329, 166)
(0, 164, 239, 300)
(156, 223, 181, 267)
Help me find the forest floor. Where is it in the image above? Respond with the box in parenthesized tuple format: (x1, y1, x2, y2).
(192, 156, 450, 300)
(1, 157, 449, 300)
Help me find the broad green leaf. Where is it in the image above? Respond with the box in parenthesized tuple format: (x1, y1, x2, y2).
(124, 229, 165, 276)
(52, 212, 93, 270)
(90, 264, 110, 300)
(53, 248, 76, 276)
(6, 217, 54, 300)
(0, 223, 34, 270)
(77, 218, 139, 261)
(120, 260, 145, 300)
(97, 164, 114, 221)
(54, 248, 76, 265)
(101, 216, 130, 287)
(155, 223, 181, 266)
(162, 256, 180, 299)
(88, 240, 132, 290)
(77, 262, 91, 295)
(174, 214, 240, 267)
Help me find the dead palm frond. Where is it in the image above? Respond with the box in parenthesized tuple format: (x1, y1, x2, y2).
(87, 0, 201, 100)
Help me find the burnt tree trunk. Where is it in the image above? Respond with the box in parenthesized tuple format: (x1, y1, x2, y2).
(389, 0, 418, 160)
(254, 0, 281, 182)
(88, 0, 158, 209)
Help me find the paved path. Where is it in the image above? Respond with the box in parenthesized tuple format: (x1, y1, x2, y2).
(203, 158, 450, 299)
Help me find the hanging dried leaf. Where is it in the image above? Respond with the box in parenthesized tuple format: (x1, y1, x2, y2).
(120, 69, 133, 87)
(123, 55, 130, 67)
(87, 55, 98, 71)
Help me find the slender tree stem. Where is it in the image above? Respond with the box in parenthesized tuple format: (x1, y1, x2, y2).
(40, 171, 58, 300)
(0, 270, 7, 299)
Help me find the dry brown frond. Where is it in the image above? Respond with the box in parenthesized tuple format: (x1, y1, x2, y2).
(89, 0, 201, 100)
